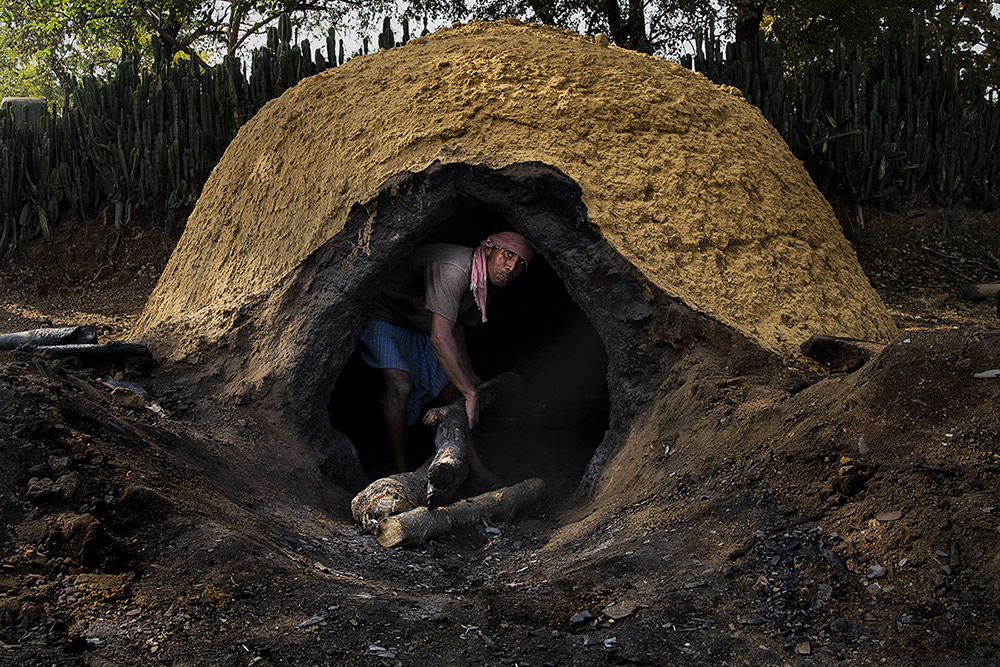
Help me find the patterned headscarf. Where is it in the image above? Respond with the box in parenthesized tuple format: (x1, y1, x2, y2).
(469, 232, 535, 323)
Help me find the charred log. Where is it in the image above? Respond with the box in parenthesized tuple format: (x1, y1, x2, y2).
(29, 342, 151, 359)
(959, 284, 1000, 300)
(0, 325, 97, 350)
(351, 460, 431, 535)
(352, 372, 522, 531)
(423, 372, 520, 506)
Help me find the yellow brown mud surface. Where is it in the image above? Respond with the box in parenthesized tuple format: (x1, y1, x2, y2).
(0, 205, 998, 666)
(140, 20, 896, 361)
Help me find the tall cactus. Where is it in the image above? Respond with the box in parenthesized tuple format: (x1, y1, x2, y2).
(379, 17, 396, 50)
(0, 11, 369, 255)
(687, 26, 1000, 210)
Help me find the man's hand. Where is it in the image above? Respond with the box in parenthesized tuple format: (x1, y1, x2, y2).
(464, 389, 480, 430)
(430, 313, 482, 430)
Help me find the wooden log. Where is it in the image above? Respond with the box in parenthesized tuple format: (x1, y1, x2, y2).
(800, 334, 885, 373)
(425, 418, 468, 508)
(0, 325, 97, 350)
(31, 342, 151, 359)
(421, 372, 522, 427)
(959, 283, 1000, 300)
(351, 460, 430, 535)
(376, 477, 546, 547)
(352, 373, 522, 532)
(423, 372, 520, 507)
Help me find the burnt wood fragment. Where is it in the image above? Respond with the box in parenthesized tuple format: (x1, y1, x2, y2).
(0, 325, 97, 350)
(30, 342, 151, 359)
(959, 283, 1000, 300)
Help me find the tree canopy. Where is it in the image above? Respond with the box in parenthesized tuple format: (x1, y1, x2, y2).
(763, 1, 1000, 88)
(1, 0, 997, 101)
(460, 0, 1000, 88)
(0, 0, 397, 99)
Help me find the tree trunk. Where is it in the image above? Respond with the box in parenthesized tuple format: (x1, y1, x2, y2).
(603, 0, 649, 52)
(734, 1, 767, 61)
(135, 5, 209, 70)
(226, 2, 249, 57)
(376, 478, 546, 547)
(626, 0, 648, 53)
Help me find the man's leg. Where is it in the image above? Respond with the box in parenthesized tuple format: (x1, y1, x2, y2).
(382, 368, 413, 472)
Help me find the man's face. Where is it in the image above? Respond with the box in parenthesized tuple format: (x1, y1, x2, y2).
(485, 246, 527, 287)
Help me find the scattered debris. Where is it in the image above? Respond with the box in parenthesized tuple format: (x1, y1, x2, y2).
(297, 615, 325, 629)
(25, 477, 54, 501)
(602, 602, 641, 620)
(111, 387, 147, 410)
(368, 645, 397, 659)
(103, 377, 147, 395)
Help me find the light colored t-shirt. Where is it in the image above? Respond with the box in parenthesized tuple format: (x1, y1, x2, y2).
(367, 244, 484, 332)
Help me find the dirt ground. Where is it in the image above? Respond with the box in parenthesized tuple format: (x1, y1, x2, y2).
(1, 203, 999, 666)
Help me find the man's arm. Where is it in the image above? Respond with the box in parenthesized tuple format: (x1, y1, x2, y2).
(429, 312, 480, 429)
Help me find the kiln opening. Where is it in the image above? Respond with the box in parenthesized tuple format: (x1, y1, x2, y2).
(327, 199, 609, 499)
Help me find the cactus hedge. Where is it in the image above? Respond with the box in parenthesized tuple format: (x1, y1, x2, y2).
(2, 18, 998, 257)
(684, 25, 1000, 210)
(0, 14, 345, 255)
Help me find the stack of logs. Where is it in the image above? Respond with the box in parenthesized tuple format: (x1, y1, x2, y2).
(351, 372, 546, 547)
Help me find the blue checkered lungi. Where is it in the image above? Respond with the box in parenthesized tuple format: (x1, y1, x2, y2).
(358, 320, 451, 425)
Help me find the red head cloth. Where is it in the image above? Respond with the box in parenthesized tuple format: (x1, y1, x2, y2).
(470, 232, 535, 323)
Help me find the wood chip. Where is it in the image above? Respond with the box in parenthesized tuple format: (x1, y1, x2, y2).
(602, 602, 641, 620)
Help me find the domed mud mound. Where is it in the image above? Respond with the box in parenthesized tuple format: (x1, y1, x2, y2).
(132, 20, 897, 493)
(137, 19, 894, 358)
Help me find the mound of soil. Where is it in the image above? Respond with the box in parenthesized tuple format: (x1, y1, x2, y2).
(0, 203, 997, 665)
(142, 19, 894, 361)
(0, 211, 180, 340)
